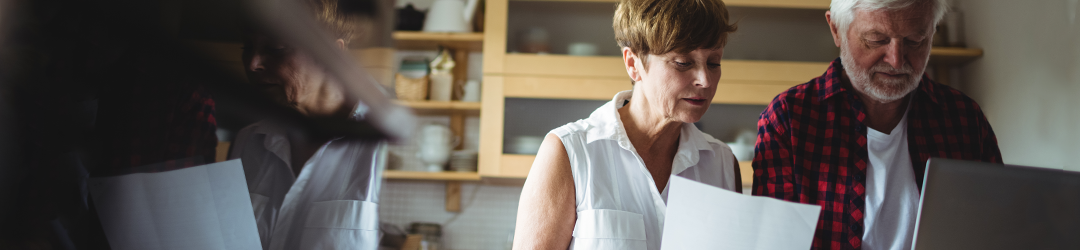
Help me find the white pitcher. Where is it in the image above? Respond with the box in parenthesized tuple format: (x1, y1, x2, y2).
(422, 0, 479, 33)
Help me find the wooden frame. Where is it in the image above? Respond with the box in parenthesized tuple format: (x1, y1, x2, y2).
(478, 75, 507, 178)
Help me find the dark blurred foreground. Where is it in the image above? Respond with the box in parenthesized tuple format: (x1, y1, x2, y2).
(0, 0, 393, 248)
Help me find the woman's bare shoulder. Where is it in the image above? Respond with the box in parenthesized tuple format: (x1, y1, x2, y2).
(514, 133, 577, 249)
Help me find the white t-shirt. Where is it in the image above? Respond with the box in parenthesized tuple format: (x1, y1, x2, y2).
(550, 90, 738, 250)
(862, 103, 921, 250)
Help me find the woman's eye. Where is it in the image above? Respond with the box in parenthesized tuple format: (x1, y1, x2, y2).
(675, 61, 691, 67)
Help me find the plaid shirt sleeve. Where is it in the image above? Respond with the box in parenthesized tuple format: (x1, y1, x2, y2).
(752, 87, 853, 250)
(907, 84, 1003, 187)
(975, 106, 1003, 163)
(752, 93, 800, 202)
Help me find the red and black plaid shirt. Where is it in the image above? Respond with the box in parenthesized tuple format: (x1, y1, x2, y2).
(751, 58, 1002, 250)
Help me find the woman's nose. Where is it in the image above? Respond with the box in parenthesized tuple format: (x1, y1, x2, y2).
(694, 68, 713, 88)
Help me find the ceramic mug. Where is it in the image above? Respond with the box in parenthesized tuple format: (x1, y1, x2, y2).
(462, 80, 481, 102)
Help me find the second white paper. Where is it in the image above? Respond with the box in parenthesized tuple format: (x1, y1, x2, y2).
(88, 159, 262, 250)
(661, 176, 821, 250)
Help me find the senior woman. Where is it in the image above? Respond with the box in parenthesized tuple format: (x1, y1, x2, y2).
(513, 0, 741, 249)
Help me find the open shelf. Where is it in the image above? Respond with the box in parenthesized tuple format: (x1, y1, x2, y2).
(383, 170, 482, 181)
(393, 31, 484, 51)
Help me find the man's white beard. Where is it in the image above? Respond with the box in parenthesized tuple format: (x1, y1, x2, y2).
(840, 47, 922, 103)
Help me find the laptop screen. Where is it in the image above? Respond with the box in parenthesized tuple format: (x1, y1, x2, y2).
(912, 158, 1080, 250)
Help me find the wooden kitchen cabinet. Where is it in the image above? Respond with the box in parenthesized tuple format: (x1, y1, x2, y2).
(477, 0, 985, 182)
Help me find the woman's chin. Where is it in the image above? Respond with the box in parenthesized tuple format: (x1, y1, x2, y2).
(674, 107, 708, 123)
(675, 112, 705, 124)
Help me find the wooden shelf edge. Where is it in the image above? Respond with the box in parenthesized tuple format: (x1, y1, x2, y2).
(500, 54, 829, 81)
(929, 47, 983, 65)
(393, 31, 484, 51)
(500, 74, 797, 105)
(396, 100, 483, 110)
(383, 170, 482, 181)
(392, 31, 485, 41)
(931, 47, 984, 57)
(480, 154, 754, 188)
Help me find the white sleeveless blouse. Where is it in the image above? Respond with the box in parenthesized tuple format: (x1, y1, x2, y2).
(550, 90, 738, 250)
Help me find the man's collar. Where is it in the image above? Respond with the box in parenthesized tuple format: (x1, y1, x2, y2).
(817, 57, 941, 105)
(817, 58, 850, 102)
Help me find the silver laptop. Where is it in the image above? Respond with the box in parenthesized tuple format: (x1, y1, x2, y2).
(912, 158, 1080, 249)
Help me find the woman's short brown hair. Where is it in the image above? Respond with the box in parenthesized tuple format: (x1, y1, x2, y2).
(304, 0, 366, 45)
(613, 0, 737, 66)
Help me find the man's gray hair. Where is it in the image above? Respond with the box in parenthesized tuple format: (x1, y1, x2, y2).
(830, 0, 948, 41)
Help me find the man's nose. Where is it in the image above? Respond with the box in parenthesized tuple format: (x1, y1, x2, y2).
(247, 53, 265, 72)
(883, 40, 905, 70)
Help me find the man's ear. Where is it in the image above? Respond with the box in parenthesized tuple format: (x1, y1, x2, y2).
(335, 38, 347, 50)
(826, 11, 842, 48)
(622, 47, 641, 82)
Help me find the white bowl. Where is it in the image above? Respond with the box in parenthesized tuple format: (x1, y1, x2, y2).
(508, 136, 544, 155)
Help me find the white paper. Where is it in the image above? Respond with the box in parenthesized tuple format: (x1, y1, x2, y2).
(661, 176, 821, 250)
(88, 159, 262, 250)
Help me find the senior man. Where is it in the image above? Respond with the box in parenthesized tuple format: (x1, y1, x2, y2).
(752, 0, 1002, 249)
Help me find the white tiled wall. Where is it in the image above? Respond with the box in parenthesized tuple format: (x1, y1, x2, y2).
(379, 181, 523, 250)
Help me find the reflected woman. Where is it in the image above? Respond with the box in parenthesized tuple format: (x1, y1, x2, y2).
(229, 0, 385, 249)
(513, 0, 740, 249)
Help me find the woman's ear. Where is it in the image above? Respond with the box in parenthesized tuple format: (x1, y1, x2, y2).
(622, 47, 642, 82)
(335, 38, 347, 50)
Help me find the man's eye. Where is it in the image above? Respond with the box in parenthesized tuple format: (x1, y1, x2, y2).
(707, 62, 721, 68)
